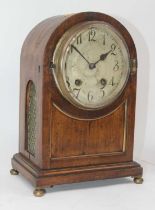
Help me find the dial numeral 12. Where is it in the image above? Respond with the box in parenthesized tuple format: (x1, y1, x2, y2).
(88, 28, 96, 42)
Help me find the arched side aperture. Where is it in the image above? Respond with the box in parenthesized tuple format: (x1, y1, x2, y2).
(25, 81, 37, 156)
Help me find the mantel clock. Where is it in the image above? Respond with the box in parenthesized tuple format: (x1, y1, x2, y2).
(11, 12, 143, 196)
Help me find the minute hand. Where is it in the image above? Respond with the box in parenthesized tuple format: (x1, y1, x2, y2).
(94, 50, 112, 66)
(71, 45, 90, 65)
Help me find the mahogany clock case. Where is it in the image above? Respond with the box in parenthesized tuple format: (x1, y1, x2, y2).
(11, 12, 143, 195)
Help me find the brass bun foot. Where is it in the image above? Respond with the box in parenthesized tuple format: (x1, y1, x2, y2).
(134, 176, 144, 184)
(10, 169, 19, 175)
(33, 189, 46, 197)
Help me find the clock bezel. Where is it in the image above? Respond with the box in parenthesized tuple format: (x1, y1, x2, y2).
(53, 21, 130, 110)
(47, 12, 137, 120)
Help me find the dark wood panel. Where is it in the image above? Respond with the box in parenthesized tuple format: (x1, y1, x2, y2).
(85, 101, 126, 154)
(51, 106, 89, 157)
(51, 101, 126, 159)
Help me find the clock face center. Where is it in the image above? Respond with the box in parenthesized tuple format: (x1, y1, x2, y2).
(89, 63, 96, 70)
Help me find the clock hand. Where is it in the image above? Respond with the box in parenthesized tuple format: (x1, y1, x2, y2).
(71, 45, 90, 65)
(94, 50, 112, 66)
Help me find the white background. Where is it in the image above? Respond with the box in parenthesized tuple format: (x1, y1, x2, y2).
(0, 0, 155, 209)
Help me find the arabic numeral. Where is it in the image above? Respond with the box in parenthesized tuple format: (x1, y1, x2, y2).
(103, 34, 106, 45)
(88, 28, 96, 42)
(113, 60, 119, 71)
(88, 91, 93, 101)
(69, 45, 74, 54)
(73, 88, 81, 99)
(109, 77, 115, 86)
(111, 43, 117, 55)
(101, 90, 105, 97)
(76, 34, 82, 44)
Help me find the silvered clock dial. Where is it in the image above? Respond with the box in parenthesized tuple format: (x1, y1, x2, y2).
(53, 21, 130, 110)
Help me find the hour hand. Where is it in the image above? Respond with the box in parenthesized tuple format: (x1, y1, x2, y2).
(94, 50, 112, 66)
(71, 44, 90, 65)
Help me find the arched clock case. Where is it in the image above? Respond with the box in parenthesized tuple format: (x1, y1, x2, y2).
(11, 12, 143, 196)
